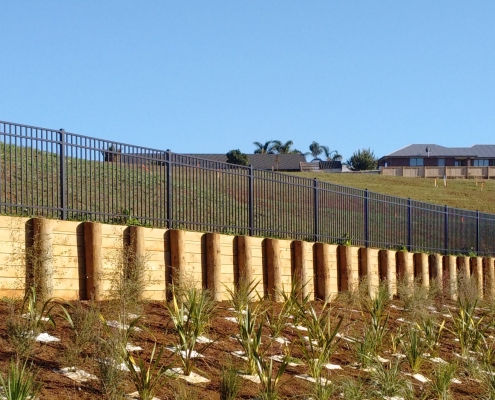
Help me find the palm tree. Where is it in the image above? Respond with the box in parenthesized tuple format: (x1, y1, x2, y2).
(308, 141, 330, 161)
(271, 140, 303, 154)
(253, 140, 276, 154)
(322, 148, 342, 161)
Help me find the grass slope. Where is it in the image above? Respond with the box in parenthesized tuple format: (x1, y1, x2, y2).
(292, 172, 495, 214)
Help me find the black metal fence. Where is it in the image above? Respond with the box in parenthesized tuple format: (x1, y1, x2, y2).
(1, 119, 494, 255)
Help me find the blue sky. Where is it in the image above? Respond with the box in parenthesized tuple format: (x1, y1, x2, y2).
(1, 1, 494, 160)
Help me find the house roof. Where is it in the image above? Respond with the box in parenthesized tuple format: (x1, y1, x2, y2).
(381, 144, 495, 159)
(182, 153, 307, 170)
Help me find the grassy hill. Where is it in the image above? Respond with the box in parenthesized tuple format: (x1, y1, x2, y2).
(292, 172, 495, 214)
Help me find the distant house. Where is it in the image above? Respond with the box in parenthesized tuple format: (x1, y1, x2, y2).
(378, 144, 495, 168)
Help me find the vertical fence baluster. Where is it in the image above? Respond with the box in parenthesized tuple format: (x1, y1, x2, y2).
(313, 178, 319, 242)
(59, 129, 66, 220)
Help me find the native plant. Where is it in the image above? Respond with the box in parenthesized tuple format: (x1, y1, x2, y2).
(167, 285, 216, 376)
(400, 327, 426, 373)
(122, 343, 170, 400)
(370, 359, 413, 400)
(419, 317, 445, 357)
(449, 297, 485, 356)
(254, 351, 288, 400)
(59, 300, 101, 368)
(235, 303, 264, 375)
(219, 359, 242, 400)
(0, 359, 41, 400)
(426, 362, 456, 400)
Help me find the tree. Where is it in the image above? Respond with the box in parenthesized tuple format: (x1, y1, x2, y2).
(226, 149, 249, 166)
(271, 140, 303, 154)
(346, 148, 378, 171)
(253, 141, 276, 154)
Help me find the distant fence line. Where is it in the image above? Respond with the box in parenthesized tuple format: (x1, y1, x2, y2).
(1, 119, 494, 256)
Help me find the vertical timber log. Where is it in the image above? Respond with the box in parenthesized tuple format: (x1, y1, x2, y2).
(293, 240, 308, 301)
(445, 255, 457, 301)
(84, 222, 103, 300)
(130, 226, 145, 301)
(237, 236, 253, 287)
(397, 251, 413, 288)
(170, 229, 186, 287)
(359, 248, 379, 297)
(206, 233, 222, 301)
(415, 253, 429, 289)
(484, 257, 495, 300)
(32, 218, 54, 301)
(430, 254, 443, 294)
(265, 239, 282, 302)
(315, 243, 338, 301)
(471, 257, 483, 299)
(379, 249, 396, 298)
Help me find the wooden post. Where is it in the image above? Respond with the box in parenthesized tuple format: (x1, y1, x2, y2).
(338, 245, 356, 292)
(32, 218, 54, 300)
(471, 257, 483, 299)
(169, 229, 186, 286)
(458, 256, 470, 281)
(129, 226, 145, 301)
(315, 243, 338, 301)
(237, 236, 253, 287)
(293, 240, 308, 301)
(265, 239, 282, 302)
(359, 248, 379, 297)
(397, 250, 413, 287)
(414, 253, 429, 289)
(430, 253, 443, 294)
(484, 257, 495, 300)
(379, 249, 396, 298)
(206, 233, 222, 301)
(445, 255, 457, 300)
(84, 222, 103, 300)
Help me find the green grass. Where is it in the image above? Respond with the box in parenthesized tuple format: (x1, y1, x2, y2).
(292, 172, 495, 214)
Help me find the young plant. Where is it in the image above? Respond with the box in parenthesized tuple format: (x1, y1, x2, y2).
(426, 362, 456, 400)
(235, 303, 264, 375)
(448, 297, 485, 356)
(339, 378, 366, 400)
(167, 286, 216, 376)
(400, 327, 426, 373)
(370, 359, 413, 400)
(122, 343, 170, 400)
(219, 359, 242, 400)
(225, 279, 259, 316)
(253, 351, 288, 400)
(0, 359, 41, 400)
(360, 282, 390, 356)
(59, 299, 100, 368)
(419, 317, 445, 357)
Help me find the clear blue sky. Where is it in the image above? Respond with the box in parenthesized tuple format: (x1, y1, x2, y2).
(1, 1, 494, 160)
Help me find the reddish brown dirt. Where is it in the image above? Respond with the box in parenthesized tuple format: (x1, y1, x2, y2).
(0, 297, 488, 399)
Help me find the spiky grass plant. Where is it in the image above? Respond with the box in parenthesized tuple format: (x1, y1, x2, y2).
(397, 276, 432, 322)
(0, 359, 41, 400)
(235, 303, 264, 375)
(339, 378, 366, 400)
(219, 359, 242, 400)
(401, 327, 426, 373)
(449, 297, 485, 357)
(167, 285, 216, 376)
(419, 317, 445, 358)
(59, 299, 101, 368)
(426, 362, 456, 400)
(254, 351, 288, 400)
(370, 359, 413, 400)
(122, 343, 170, 400)
(225, 279, 259, 316)
(296, 301, 342, 399)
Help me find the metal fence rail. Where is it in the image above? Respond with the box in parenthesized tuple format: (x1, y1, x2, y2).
(1, 119, 495, 255)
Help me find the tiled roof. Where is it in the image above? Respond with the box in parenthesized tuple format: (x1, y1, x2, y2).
(382, 144, 495, 158)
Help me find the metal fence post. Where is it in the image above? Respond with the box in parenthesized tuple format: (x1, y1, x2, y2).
(166, 150, 172, 229)
(476, 210, 480, 254)
(444, 205, 449, 255)
(59, 129, 67, 220)
(248, 165, 254, 236)
(314, 178, 319, 242)
(407, 198, 412, 252)
(364, 189, 369, 247)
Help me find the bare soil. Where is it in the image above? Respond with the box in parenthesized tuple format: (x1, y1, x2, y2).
(0, 296, 488, 399)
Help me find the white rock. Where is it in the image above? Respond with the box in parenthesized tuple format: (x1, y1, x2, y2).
(429, 357, 447, 364)
(35, 332, 60, 343)
(295, 374, 331, 385)
(239, 374, 261, 383)
(231, 351, 248, 361)
(270, 355, 302, 367)
(196, 335, 213, 344)
(324, 363, 342, 370)
(126, 392, 159, 400)
(106, 320, 141, 331)
(126, 343, 143, 352)
(167, 368, 210, 383)
(54, 367, 98, 382)
(165, 346, 203, 358)
(224, 316, 237, 323)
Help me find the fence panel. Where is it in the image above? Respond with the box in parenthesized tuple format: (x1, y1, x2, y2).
(2, 119, 495, 256)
